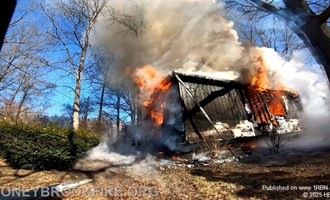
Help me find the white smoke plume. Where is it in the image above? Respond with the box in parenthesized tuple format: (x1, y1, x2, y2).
(85, 140, 136, 165)
(94, 0, 243, 81)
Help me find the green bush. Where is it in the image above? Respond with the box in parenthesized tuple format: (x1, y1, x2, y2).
(0, 123, 100, 170)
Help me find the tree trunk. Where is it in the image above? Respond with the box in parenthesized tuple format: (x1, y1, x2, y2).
(137, 106, 142, 124)
(73, 68, 83, 131)
(16, 89, 29, 120)
(116, 96, 120, 133)
(283, 0, 330, 79)
(97, 64, 110, 127)
(300, 19, 330, 80)
(72, 18, 96, 131)
(131, 102, 136, 125)
(82, 96, 90, 129)
(98, 81, 106, 124)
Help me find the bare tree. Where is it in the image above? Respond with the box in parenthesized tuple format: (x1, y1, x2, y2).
(85, 47, 113, 126)
(87, 68, 138, 130)
(114, 86, 138, 125)
(106, 6, 145, 37)
(107, 86, 138, 128)
(234, 13, 304, 60)
(223, 0, 330, 80)
(85, 46, 139, 133)
(42, 0, 108, 131)
(0, 2, 54, 122)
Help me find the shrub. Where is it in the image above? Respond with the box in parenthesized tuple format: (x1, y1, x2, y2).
(0, 123, 100, 170)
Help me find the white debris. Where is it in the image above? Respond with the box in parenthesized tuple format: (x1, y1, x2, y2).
(275, 116, 302, 134)
(233, 120, 256, 138)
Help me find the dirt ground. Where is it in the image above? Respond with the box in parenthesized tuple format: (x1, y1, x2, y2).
(0, 144, 329, 200)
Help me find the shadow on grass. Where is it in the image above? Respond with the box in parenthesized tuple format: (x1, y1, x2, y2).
(190, 166, 330, 199)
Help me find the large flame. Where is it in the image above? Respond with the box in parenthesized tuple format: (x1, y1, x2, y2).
(248, 54, 288, 117)
(249, 54, 271, 91)
(127, 65, 172, 125)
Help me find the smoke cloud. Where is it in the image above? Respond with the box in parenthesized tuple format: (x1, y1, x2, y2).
(95, 0, 244, 81)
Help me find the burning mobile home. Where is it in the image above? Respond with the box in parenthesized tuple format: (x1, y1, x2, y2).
(125, 69, 303, 152)
(165, 72, 302, 142)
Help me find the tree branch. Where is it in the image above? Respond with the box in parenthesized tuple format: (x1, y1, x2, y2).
(249, 0, 292, 21)
(318, 6, 330, 24)
(250, 0, 279, 12)
(8, 11, 28, 28)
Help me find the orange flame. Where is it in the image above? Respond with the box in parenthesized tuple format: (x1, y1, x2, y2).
(127, 65, 172, 125)
(248, 54, 288, 117)
(248, 54, 271, 91)
(239, 141, 257, 148)
(170, 155, 188, 162)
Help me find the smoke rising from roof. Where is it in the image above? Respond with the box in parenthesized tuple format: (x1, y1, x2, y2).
(95, 0, 243, 81)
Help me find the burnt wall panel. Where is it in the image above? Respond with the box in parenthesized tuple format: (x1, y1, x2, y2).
(178, 81, 248, 140)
